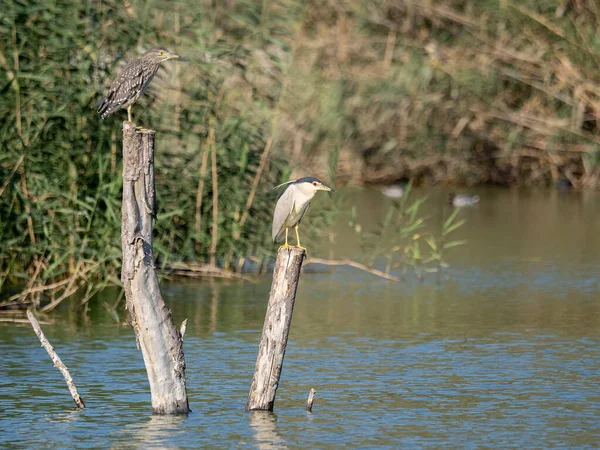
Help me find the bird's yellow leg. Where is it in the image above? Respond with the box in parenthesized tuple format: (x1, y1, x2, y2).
(294, 224, 307, 254)
(129, 106, 146, 130)
(278, 228, 292, 251)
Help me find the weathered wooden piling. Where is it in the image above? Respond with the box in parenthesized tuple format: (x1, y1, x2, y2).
(121, 121, 189, 415)
(246, 247, 305, 411)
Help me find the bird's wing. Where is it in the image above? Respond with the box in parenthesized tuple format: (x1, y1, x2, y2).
(297, 201, 311, 225)
(272, 185, 295, 242)
(97, 63, 145, 118)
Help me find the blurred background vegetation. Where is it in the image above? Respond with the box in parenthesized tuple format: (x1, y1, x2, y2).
(1, 0, 599, 309)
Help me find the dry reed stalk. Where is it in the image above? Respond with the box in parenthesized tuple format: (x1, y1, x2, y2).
(196, 84, 225, 255)
(0, 317, 52, 324)
(39, 260, 83, 313)
(19, 257, 44, 306)
(209, 125, 218, 267)
(223, 247, 233, 271)
(383, 30, 396, 70)
(0, 259, 102, 309)
(411, 1, 478, 27)
(0, 154, 24, 198)
(235, 137, 273, 240)
(194, 147, 210, 251)
(20, 174, 35, 245)
(173, 6, 181, 133)
(12, 25, 22, 140)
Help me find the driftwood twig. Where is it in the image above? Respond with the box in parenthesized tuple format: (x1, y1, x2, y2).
(26, 310, 85, 409)
(304, 258, 402, 282)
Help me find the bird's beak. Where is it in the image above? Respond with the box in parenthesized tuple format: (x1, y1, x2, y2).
(320, 184, 335, 193)
(169, 53, 183, 60)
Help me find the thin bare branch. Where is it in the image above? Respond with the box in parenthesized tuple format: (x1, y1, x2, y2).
(27, 310, 85, 409)
(304, 258, 402, 282)
(236, 137, 273, 240)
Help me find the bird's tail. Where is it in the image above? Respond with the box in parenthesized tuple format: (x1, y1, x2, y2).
(96, 97, 109, 117)
(95, 93, 120, 118)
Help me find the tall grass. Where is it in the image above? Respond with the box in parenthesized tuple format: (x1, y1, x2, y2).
(0, 0, 296, 308)
(278, 0, 600, 187)
(5, 0, 593, 308)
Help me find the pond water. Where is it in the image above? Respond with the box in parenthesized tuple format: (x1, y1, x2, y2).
(1, 188, 599, 448)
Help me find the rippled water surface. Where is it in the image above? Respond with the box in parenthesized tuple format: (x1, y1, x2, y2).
(1, 188, 600, 448)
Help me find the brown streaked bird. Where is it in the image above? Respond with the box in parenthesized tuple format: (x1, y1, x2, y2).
(97, 47, 181, 123)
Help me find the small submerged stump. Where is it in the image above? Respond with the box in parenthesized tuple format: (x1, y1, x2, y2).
(121, 121, 189, 415)
(306, 388, 316, 412)
(246, 247, 305, 411)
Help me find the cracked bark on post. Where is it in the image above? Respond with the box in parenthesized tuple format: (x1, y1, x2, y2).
(246, 247, 305, 411)
(121, 121, 189, 415)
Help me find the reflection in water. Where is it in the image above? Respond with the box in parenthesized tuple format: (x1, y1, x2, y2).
(249, 412, 287, 450)
(116, 414, 187, 450)
(49, 408, 85, 423)
(209, 279, 219, 333)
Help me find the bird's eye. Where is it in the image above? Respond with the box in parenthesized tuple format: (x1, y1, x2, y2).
(312, 182, 317, 186)
(160, 51, 164, 55)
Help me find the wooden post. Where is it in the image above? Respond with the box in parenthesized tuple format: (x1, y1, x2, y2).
(26, 310, 85, 409)
(246, 247, 305, 411)
(306, 388, 316, 412)
(121, 122, 189, 415)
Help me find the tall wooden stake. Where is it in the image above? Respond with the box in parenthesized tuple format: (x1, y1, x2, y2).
(246, 247, 305, 411)
(121, 121, 189, 415)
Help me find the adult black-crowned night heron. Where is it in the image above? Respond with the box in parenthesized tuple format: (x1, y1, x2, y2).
(97, 47, 181, 123)
(272, 177, 334, 250)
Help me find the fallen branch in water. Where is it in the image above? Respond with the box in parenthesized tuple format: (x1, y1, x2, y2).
(162, 262, 255, 282)
(26, 310, 85, 409)
(303, 258, 402, 282)
(0, 317, 52, 325)
(0, 259, 105, 311)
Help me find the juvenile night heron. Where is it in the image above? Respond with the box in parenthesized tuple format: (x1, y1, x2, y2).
(272, 177, 334, 250)
(97, 47, 181, 123)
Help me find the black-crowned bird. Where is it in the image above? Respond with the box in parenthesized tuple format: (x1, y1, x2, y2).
(272, 177, 334, 251)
